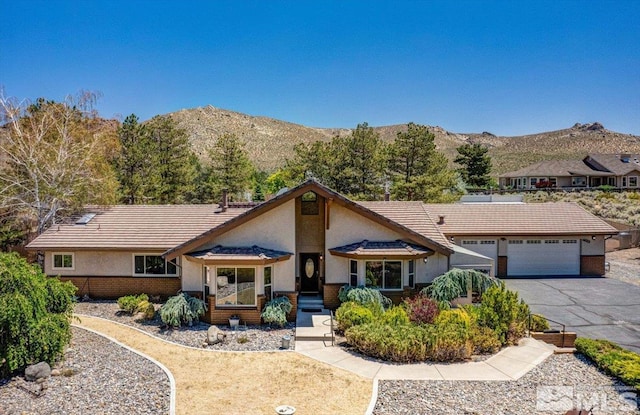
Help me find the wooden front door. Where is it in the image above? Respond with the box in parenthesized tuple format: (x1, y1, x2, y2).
(300, 253, 319, 293)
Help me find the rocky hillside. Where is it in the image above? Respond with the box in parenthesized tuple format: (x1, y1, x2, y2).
(168, 106, 640, 174)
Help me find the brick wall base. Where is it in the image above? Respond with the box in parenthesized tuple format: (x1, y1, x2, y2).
(203, 292, 298, 325)
(323, 283, 342, 310)
(580, 255, 605, 276)
(57, 276, 181, 299)
(531, 332, 577, 348)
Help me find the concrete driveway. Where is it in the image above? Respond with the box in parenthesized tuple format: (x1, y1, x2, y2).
(505, 277, 640, 353)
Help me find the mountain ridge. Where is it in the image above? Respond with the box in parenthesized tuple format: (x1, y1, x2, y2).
(167, 105, 640, 175)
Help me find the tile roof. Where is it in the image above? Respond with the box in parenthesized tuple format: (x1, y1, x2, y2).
(329, 239, 433, 257)
(357, 201, 452, 249)
(187, 245, 292, 262)
(587, 154, 640, 175)
(499, 159, 612, 178)
(423, 202, 618, 236)
(26, 205, 249, 250)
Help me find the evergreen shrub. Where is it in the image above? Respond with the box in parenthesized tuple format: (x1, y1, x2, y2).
(159, 293, 207, 327)
(261, 296, 292, 327)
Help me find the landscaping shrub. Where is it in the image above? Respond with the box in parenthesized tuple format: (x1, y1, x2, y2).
(117, 293, 149, 315)
(470, 326, 502, 354)
(575, 338, 640, 392)
(477, 283, 529, 346)
(529, 314, 550, 332)
(422, 269, 499, 306)
(403, 294, 439, 324)
(137, 300, 156, 320)
(345, 323, 434, 362)
(0, 252, 76, 378)
(337, 285, 391, 312)
(431, 309, 473, 361)
(261, 296, 293, 327)
(159, 293, 207, 327)
(335, 301, 375, 333)
(380, 305, 410, 326)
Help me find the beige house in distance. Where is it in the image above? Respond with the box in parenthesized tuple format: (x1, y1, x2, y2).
(500, 153, 640, 189)
(27, 180, 617, 324)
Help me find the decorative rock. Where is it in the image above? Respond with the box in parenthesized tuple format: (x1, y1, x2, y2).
(51, 369, 61, 376)
(207, 326, 227, 345)
(25, 362, 51, 382)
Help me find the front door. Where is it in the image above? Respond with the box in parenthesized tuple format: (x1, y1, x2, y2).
(300, 253, 319, 293)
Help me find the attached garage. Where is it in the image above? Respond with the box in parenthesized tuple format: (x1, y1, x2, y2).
(507, 238, 580, 276)
(461, 239, 497, 263)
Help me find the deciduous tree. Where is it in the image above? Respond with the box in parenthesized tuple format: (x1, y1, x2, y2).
(0, 90, 118, 235)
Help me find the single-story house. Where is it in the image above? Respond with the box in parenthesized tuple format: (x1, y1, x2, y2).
(26, 180, 617, 324)
(499, 153, 640, 189)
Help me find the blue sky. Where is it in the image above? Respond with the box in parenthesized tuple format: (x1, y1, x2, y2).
(2, 1, 639, 135)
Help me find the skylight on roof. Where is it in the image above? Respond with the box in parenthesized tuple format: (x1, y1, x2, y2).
(75, 213, 96, 225)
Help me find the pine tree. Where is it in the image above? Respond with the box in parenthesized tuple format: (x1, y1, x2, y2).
(208, 133, 254, 200)
(455, 143, 493, 188)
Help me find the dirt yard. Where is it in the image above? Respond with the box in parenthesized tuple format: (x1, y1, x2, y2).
(76, 315, 372, 415)
(606, 247, 640, 287)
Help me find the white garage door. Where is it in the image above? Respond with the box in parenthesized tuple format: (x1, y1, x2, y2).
(461, 240, 498, 262)
(507, 239, 580, 276)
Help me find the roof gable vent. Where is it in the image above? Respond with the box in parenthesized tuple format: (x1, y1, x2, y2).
(75, 213, 96, 225)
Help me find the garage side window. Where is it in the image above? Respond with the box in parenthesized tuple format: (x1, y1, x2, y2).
(52, 253, 74, 270)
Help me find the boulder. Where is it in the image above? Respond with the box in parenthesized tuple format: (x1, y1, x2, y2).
(207, 326, 227, 345)
(24, 362, 51, 382)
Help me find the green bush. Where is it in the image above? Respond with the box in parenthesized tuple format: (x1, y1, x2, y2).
(0, 252, 76, 378)
(529, 314, 550, 332)
(477, 283, 530, 346)
(575, 338, 640, 392)
(335, 301, 375, 332)
(403, 294, 439, 324)
(337, 285, 391, 313)
(381, 305, 410, 326)
(345, 323, 434, 362)
(261, 296, 293, 327)
(159, 293, 207, 327)
(470, 326, 502, 354)
(117, 293, 149, 315)
(431, 309, 473, 361)
(137, 300, 156, 320)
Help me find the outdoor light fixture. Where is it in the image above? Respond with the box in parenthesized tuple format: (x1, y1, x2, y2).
(423, 257, 429, 264)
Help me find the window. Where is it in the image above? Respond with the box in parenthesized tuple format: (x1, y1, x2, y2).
(622, 177, 628, 187)
(572, 176, 587, 186)
(545, 240, 559, 244)
(203, 266, 211, 297)
(349, 260, 358, 286)
(365, 261, 402, 290)
(630, 177, 638, 187)
(408, 260, 415, 288)
(527, 240, 541, 244)
(264, 266, 272, 303)
(562, 239, 578, 244)
(216, 267, 256, 306)
(480, 240, 495, 245)
(133, 255, 177, 276)
(509, 240, 523, 244)
(52, 253, 74, 270)
(301, 191, 319, 215)
(530, 178, 538, 187)
(549, 177, 557, 187)
(462, 240, 478, 245)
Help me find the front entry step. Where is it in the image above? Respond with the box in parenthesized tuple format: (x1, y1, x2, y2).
(297, 294, 324, 311)
(295, 308, 335, 342)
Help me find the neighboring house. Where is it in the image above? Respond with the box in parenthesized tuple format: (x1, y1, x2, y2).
(26, 180, 617, 324)
(499, 153, 640, 189)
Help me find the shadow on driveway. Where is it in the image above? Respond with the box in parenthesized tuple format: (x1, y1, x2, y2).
(505, 277, 640, 354)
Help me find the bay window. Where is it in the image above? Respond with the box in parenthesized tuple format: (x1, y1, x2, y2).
(216, 267, 256, 306)
(365, 260, 402, 290)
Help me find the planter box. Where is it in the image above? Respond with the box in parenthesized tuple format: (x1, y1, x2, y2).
(531, 331, 577, 348)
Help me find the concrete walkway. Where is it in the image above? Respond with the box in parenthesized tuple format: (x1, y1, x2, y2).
(296, 337, 555, 380)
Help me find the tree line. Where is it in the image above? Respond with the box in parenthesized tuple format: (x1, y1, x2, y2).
(0, 91, 491, 249)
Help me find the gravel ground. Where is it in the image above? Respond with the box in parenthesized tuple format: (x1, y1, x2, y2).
(0, 327, 170, 415)
(74, 300, 296, 351)
(606, 248, 640, 287)
(374, 353, 639, 414)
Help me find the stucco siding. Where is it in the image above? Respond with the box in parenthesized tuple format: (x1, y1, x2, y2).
(212, 200, 296, 253)
(581, 235, 605, 256)
(273, 259, 295, 291)
(181, 257, 202, 291)
(45, 251, 139, 277)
